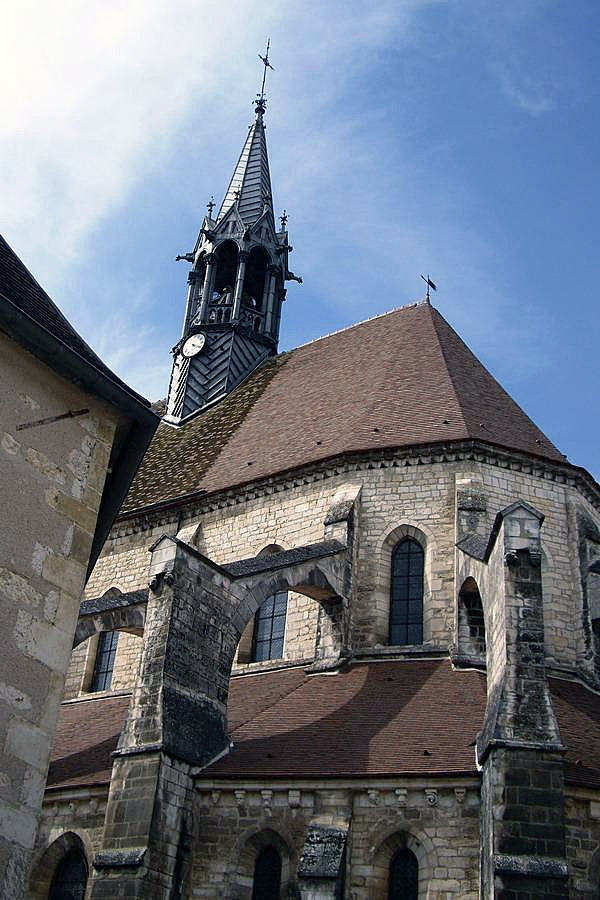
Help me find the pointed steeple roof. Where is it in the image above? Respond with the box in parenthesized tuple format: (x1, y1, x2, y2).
(217, 103, 274, 228)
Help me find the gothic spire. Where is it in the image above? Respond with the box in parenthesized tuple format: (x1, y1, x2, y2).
(217, 40, 275, 229)
(217, 102, 274, 229)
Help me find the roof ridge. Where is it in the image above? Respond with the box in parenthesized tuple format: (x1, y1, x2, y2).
(289, 299, 428, 353)
(427, 305, 472, 435)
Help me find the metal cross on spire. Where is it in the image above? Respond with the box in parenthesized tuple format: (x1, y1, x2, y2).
(256, 38, 274, 112)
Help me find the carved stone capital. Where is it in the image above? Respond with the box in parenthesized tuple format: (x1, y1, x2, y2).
(238, 250, 250, 262)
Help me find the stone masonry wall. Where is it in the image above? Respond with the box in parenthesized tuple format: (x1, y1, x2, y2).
(29, 788, 108, 898)
(191, 779, 480, 898)
(84, 457, 600, 672)
(0, 332, 119, 898)
(63, 632, 143, 700)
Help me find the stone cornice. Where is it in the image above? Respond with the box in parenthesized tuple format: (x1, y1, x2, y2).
(110, 439, 600, 541)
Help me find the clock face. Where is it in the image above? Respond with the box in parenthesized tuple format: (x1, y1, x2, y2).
(181, 333, 206, 357)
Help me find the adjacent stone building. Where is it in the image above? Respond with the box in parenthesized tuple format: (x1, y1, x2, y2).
(30, 84, 600, 899)
(0, 237, 157, 898)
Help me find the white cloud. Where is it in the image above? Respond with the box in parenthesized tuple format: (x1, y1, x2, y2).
(492, 63, 554, 116)
(0, 0, 557, 402)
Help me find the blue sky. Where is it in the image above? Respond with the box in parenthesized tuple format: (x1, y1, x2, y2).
(2, 1, 598, 477)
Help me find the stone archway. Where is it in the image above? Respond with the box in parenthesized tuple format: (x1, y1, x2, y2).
(230, 827, 293, 899)
(28, 831, 90, 900)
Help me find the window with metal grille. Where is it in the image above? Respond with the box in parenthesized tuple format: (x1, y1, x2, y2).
(252, 845, 282, 899)
(49, 849, 88, 900)
(251, 592, 287, 662)
(388, 847, 418, 900)
(389, 538, 424, 646)
(90, 631, 119, 692)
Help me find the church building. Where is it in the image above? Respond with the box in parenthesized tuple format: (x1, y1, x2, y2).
(29, 65, 600, 900)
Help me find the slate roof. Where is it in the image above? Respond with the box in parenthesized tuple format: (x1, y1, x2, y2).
(47, 661, 600, 791)
(123, 302, 564, 514)
(0, 234, 143, 400)
(217, 107, 274, 227)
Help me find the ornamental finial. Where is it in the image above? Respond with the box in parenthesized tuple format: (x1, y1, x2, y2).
(207, 196, 215, 218)
(280, 210, 288, 230)
(255, 38, 274, 115)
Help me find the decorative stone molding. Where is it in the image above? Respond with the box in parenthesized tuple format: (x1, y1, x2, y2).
(424, 789, 438, 807)
(113, 438, 600, 533)
(454, 788, 466, 804)
(394, 788, 407, 806)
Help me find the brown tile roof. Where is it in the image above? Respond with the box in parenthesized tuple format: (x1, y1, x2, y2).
(208, 660, 486, 779)
(123, 302, 563, 514)
(47, 694, 130, 792)
(550, 677, 600, 789)
(47, 664, 600, 790)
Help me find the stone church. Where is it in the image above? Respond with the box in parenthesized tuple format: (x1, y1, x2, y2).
(29, 78, 600, 900)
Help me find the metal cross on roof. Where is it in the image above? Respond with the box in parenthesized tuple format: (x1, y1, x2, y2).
(420, 274, 437, 302)
(256, 38, 274, 112)
(280, 210, 288, 229)
(207, 196, 215, 217)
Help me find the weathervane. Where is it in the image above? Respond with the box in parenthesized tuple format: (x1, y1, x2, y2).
(420, 274, 437, 303)
(256, 38, 274, 112)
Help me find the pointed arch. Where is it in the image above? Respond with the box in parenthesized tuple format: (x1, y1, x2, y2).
(366, 825, 434, 900)
(231, 827, 292, 900)
(389, 537, 424, 646)
(457, 576, 486, 660)
(212, 240, 238, 304)
(28, 831, 90, 900)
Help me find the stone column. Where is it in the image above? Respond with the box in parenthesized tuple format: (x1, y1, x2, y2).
(232, 251, 249, 321)
(198, 253, 217, 324)
(90, 536, 239, 899)
(180, 271, 198, 337)
(477, 502, 568, 899)
(263, 264, 279, 335)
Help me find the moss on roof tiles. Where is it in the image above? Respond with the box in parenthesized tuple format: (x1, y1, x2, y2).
(122, 353, 290, 513)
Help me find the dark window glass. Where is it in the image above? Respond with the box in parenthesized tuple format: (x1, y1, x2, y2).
(90, 631, 119, 692)
(252, 846, 282, 900)
(49, 849, 88, 900)
(389, 539, 424, 646)
(388, 848, 418, 900)
(251, 593, 288, 662)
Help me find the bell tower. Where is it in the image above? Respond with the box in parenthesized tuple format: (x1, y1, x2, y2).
(165, 47, 300, 424)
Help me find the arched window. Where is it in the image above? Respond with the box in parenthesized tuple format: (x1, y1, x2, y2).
(243, 246, 269, 312)
(212, 240, 238, 298)
(458, 577, 486, 658)
(252, 845, 282, 900)
(252, 592, 288, 662)
(90, 630, 119, 692)
(389, 538, 424, 646)
(49, 849, 88, 900)
(388, 847, 418, 900)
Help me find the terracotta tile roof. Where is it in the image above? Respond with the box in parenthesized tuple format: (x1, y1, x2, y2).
(123, 303, 563, 514)
(207, 660, 486, 779)
(550, 677, 600, 789)
(46, 664, 600, 790)
(47, 694, 130, 791)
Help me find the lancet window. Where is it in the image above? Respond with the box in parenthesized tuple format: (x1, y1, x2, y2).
(389, 538, 424, 646)
(388, 847, 418, 900)
(90, 631, 119, 692)
(49, 849, 88, 900)
(251, 846, 282, 899)
(251, 592, 288, 662)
